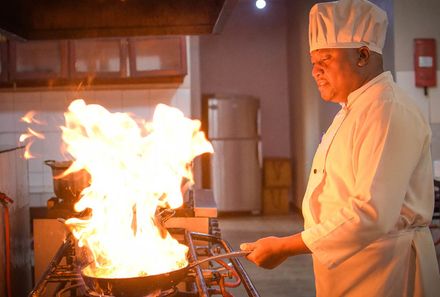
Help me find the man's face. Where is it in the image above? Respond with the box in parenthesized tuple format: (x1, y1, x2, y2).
(310, 48, 360, 103)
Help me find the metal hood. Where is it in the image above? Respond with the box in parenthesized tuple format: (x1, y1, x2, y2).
(0, 0, 237, 40)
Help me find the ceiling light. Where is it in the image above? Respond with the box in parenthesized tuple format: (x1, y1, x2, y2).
(256, 0, 266, 9)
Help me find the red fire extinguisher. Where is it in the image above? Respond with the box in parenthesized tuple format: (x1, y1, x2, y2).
(414, 38, 437, 96)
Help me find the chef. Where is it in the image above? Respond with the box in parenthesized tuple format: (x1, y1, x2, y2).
(241, 0, 440, 296)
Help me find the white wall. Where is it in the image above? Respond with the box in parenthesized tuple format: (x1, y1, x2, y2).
(286, 0, 322, 208)
(393, 0, 440, 162)
(199, 0, 291, 158)
(393, 0, 440, 122)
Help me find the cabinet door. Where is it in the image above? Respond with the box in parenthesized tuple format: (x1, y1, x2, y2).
(69, 39, 127, 79)
(0, 42, 7, 82)
(128, 36, 187, 77)
(9, 40, 68, 80)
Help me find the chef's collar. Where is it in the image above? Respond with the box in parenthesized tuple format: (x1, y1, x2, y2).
(342, 71, 392, 110)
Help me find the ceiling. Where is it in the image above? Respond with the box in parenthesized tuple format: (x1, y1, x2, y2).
(0, 0, 237, 40)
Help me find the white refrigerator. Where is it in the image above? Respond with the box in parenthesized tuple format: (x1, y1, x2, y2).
(208, 95, 262, 213)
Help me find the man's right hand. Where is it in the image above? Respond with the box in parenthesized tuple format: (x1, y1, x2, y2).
(240, 233, 311, 269)
(240, 236, 289, 269)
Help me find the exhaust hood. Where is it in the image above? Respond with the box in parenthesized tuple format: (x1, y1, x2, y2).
(0, 0, 237, 40)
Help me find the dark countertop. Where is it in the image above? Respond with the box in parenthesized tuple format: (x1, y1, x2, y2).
(0, 145, 24, 154)
(193, 189, 217, 218)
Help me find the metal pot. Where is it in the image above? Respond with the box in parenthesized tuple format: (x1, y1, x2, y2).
(44, 160, 90, 205)
(81, 250, 249, 297)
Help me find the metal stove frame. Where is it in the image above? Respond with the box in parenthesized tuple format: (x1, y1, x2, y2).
(29, 229, 260, 297)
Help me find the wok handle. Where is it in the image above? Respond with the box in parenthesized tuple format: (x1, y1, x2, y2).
(189, 250, 251, 269)
(44, 160, 56, 167)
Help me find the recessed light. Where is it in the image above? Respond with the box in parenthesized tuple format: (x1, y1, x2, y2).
(256, 0, 266, 10)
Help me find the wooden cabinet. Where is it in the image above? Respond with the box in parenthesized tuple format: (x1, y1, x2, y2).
(128, 36, 187, 77)
(9, 40, 68, 81)
(2, 36, 187, 87)
(69, 39, 127, 79)
(0, 42, 7, 82)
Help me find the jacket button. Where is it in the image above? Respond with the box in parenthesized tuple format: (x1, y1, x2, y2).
(313, 169, 317, 174)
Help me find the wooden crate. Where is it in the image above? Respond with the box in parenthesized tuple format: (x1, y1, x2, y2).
(263, 188, 290, 215)
(263, 158, 292, 188)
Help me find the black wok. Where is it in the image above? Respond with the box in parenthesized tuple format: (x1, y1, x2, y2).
(81, 250, 250, 297)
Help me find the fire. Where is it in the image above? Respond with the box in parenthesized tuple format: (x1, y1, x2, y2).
(63, 99, 213, 278)
(19, 128, 45, 142)
(21, 111, 45, 125)
(23, 143, 35, 159)
(19, 112, 46, 159)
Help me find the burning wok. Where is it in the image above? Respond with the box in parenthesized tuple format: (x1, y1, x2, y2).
(81, 250, 249, 296)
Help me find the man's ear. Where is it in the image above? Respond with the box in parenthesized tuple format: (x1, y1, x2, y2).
(357, 47, 370, 67)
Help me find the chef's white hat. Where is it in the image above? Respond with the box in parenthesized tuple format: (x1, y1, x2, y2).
(309, 0, 388, 54)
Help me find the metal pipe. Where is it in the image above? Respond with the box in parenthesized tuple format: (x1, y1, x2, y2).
(55, 283, 83, 297)
(189, 231, 260, 297)
(184, 230, 210, 297)
(0, 192, 13, 297)
(220, 239, 260, 297)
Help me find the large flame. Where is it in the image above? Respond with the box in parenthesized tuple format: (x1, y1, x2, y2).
(63, 99, 213, 278)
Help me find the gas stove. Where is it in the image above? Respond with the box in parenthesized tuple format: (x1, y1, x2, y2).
(29, 229, 259, 297)
(30, 190, 259, 297)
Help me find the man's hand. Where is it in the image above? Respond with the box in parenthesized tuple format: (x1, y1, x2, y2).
(240, 233, 311, 269)
(240, 236, 289, 269)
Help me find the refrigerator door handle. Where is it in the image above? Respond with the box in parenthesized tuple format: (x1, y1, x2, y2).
(258, 140, 263, 169)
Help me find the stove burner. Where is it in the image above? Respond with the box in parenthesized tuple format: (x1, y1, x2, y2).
(29, 228, 260, 297)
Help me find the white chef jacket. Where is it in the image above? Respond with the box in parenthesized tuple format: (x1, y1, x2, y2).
(301, 71, 440, 297)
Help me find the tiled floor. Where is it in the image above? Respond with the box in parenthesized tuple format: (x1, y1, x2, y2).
(217, 213, 316, 297)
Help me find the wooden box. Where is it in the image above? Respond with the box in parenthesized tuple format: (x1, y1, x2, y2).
(263, 158, 292, 188)
(263, 188, 290, 215)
